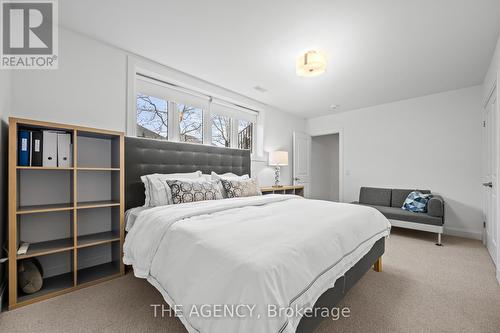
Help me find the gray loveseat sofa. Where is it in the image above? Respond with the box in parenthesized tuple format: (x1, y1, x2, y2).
(353, 187, 445, 245)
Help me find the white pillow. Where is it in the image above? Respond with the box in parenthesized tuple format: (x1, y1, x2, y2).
(141, 171, 202, 207)
(200, 173, 212, 181)
(210, 171, 250, 181)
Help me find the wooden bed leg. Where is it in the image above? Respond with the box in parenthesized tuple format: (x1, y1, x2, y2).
(373, 257, 382, 272)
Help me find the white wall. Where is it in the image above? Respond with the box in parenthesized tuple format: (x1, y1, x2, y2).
(254, 107, 306, 187)
(308, 86, 484, 239)
(11, 30, 127, 131)
(10, 29, 306, 186)
(0, 70, 11, 292)
(311, 134, 339, 201)
(483, 36, 499, 104)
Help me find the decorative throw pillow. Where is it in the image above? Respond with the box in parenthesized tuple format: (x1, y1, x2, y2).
(141, 171, 202, 207)
(166, 179, 223, 204)
(220, 179, 262, 198)
(211, 172, 250, 198)
(402, 191, 433, 213)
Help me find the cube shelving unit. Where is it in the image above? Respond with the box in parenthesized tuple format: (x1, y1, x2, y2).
(8, 117, 125, 309)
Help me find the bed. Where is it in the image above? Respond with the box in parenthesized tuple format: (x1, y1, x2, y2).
(123, 137, 391, 333)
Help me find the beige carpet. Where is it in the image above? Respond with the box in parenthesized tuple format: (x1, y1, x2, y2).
(1, 228, 499, 333)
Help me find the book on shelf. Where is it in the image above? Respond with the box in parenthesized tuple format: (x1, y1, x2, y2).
(18, 129, 72, 167)
(31, 131, 43, 167)
(57, 133, 72, 167)
(42, 131, 58, 167)
(18, 130, 30, 166)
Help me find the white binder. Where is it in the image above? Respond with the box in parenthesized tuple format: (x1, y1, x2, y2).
(42, 131, 58, 167)
(57, 133, 72, 167)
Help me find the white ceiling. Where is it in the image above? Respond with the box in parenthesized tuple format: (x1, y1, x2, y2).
(60, 0, 500, 118)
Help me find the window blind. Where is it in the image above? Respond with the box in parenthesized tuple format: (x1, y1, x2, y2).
(211, 98, 258, 123)
(136, 74, 210, 110)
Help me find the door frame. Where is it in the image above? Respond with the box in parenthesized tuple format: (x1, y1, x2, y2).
(308, 127, 344, 202)
(483, 79, 499, 284)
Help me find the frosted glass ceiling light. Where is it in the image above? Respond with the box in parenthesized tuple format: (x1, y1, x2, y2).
(296, 50, 327, 77)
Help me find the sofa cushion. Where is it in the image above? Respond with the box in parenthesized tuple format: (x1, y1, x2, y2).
(363, 204, 443, 226)
(359, 187, 392, 207)
(391, 189, 431, 207)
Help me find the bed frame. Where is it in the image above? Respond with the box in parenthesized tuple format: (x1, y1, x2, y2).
(124, 136, 384, 333)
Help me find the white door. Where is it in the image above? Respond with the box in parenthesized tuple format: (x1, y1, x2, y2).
(483, 89, 497, 265)
(293, 132, 312, 197)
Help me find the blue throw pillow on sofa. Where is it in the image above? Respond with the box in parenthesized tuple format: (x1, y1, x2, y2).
(402, 191, 433, 213)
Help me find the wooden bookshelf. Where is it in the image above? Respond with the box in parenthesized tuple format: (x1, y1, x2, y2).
(8, 117, 125, 309)
(16, 203, 75, 215)
(16, 237, 74, 260)
(77, 231, 120, 248)
(16, 166, 74, 170)
(76, 200, 121, 210)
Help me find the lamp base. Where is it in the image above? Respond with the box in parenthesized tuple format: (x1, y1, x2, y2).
(274, 166, 281, 187)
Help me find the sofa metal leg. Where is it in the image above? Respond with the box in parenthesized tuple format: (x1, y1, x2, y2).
(436, 233, 442, 246)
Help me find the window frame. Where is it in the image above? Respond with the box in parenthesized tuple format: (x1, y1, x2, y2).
(127, 58, 264, 160)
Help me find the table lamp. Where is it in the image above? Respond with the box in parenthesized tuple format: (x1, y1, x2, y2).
(269, 151, 288, 187)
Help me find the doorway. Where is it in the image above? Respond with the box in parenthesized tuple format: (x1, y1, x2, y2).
(311, 134, 340, 201)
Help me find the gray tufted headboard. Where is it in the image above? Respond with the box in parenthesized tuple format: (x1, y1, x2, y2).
(125, 136, 251, 210)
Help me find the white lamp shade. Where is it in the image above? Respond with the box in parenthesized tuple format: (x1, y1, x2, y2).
(296, 50, 327, 77)
(269, 151, 289, 166)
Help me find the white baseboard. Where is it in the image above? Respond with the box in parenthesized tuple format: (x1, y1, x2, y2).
(444, 227, 483, 240)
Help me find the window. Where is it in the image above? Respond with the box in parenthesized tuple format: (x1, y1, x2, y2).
(178, 104, 203, 143)
(238, 120, 253, 151)
(211, 114, 232, 147)
(136, 94, 168, 139)
(133, 73, 259, 153)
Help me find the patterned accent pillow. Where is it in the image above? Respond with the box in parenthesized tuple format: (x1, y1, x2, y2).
(166, 179, 223, 204)
(220, 179, 262, 198)
(402, 191, 433, 213)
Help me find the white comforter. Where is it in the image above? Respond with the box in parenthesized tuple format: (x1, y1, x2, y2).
(124, 195, 390, 333)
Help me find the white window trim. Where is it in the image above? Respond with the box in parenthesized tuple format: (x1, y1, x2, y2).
(127, 55, 265, 160)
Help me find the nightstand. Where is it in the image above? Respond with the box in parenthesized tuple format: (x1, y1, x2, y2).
(260, 185, 304, 197)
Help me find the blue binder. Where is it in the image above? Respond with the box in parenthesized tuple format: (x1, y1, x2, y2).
(18, 130, 30, 166)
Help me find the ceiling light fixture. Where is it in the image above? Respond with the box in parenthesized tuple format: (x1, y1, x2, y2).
(296, 50, 327, 77)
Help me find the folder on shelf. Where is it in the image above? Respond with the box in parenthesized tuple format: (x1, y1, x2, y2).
(29, 132, 32, 166)
(42, 131, 58, 167)
(30, 131, 43, 167)
(57, 133, 72, 167)
(18, 130, 30, 166)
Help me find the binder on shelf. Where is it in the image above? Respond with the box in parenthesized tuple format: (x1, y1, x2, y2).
(18, 130, 30, 166)
(57, 133, 72, 167)
(42, 131, 58, 167)
(31, 131, 43, 167)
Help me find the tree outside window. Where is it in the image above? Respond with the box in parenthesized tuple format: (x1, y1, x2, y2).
(178, 104, 203, 143)
(211, 114, 231, 147)
(136, 94, 168, 139)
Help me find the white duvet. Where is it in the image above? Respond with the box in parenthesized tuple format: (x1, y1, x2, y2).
(124, 195, 390, 333)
